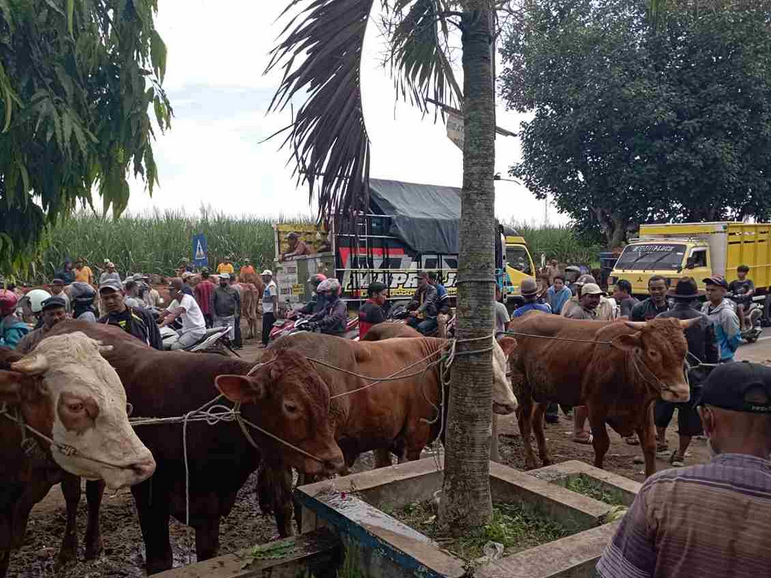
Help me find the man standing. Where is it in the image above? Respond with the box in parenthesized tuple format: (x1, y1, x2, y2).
(74, 258, 94, 285)
(229, 275, 244, 349)
(358, 281, 387, 339)
(49, 278, 71, 314)
(123, 279, 144, 309)
(597, 362, 771, 578)
(99, 279, 163, 350)
(612, 279, 638, 318)
(159, 278, 206, 350)
(631, 275, 669, 321)
(546, 275, 572, 315)
(213, 273, 240, 342)
(139, 274, 163, 308)
(702, 275, 741, 363)
(729, 264, 754, 331)
(654, 278, 718, 467)
(194, 270, 216, 328)
(564, 283, 605, 320)
(216, 256, 235, 276)
(406, 271, 439, 335)
(513, 278, 551, 318)
(261, 269, 278, 346)
(494, 286, 510, 338)
(239, 258, 256, 278)
(16, 296, 69, 353)
(99, 262, 121, 287)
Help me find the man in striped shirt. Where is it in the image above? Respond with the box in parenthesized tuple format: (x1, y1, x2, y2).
(597, 361, 771, 578)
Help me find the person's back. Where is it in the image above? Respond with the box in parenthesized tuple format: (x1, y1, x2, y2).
(512, 301, 550, 318)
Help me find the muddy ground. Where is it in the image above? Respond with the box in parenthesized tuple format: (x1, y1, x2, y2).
(10, 326, 766, 576)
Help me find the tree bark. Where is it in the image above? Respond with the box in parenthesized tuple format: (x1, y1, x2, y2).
(439, 3, 496, 534)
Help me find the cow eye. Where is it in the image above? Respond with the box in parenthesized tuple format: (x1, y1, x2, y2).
(648, 349, 660, 359)
(284, 402, 298, 415)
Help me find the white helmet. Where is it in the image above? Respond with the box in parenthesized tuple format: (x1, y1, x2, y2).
(22, 289, 52, 313)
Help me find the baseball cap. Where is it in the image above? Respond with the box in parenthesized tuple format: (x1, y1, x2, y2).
(286, 232, 299, 239)
(703, 275, 729, 290)
(581, 283, 606, 296)
(99, 279, 123, 293)
(698, 361, 771, 414)
(41, 295, 67, 311)
(261, 269, 273, 276)
(51, 278, 65, 286)
(219, 273, 230, 280)
(133, 273, 144, 282)
(577, 274, 597, 285)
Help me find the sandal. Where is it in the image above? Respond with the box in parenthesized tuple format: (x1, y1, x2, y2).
(655, 443, 670, 458)
(671, 451, 685, 467)
(625, 436, 640, 446)
(572, 433, 594, 445)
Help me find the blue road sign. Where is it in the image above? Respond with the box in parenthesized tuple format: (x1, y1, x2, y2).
(192, 233, 208, 268)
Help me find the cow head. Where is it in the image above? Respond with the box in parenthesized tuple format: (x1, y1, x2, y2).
(215, 350, 345, 476)
(492, 337, 518, 414)
(615, 318, 699, 402)
(0, 333, 156, 490)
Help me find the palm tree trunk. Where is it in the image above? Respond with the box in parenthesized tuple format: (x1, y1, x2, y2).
(439, 2, 496, 533)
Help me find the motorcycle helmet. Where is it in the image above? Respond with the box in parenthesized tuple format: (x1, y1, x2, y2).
(21, 289, 52, 314)
(308, 273, 327, 288)
(0, 289, 18, 316)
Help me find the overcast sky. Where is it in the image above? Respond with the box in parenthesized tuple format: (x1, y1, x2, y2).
(126, 1, 566, 225)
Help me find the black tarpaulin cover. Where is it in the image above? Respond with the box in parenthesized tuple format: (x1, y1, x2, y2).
(368, 178, 462, 254)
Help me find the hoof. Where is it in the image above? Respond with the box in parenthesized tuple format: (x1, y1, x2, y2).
(85, 539, 103, 561)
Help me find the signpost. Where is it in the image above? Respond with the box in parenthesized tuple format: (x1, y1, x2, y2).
(192, 233, 208, 268)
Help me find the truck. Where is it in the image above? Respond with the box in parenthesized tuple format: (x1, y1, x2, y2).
(272, 178, 535, 312)
(609, 222, 771, 320)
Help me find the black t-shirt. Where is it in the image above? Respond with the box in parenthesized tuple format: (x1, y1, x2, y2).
(359, 300, 386, 325)
(100, 306, 163, 350)
(728, 279, 754, 299)
(630, 298, 670, 322)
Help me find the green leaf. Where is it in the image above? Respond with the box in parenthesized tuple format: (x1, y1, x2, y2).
(43, 0, 65, 17)
(66, 0, 74, 37)
(150, 30, 167, 82)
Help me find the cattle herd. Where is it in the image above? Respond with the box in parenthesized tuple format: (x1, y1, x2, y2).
(0, 311, 695, 576)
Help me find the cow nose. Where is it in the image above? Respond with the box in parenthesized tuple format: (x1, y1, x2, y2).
(324, 453, 346, 474)
(129, 457, 156, 481)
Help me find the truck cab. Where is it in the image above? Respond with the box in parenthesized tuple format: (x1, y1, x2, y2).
(503, 232, 536, 306)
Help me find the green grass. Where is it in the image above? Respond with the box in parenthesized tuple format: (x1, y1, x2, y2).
(29, 208, 313, 283)
(507, 221, 601, 265)
(564, 475, 626, 506)
(390, 500, 574, 562)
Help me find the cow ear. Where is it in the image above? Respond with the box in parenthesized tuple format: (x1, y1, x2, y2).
(497, 336, 517, 357)
(0, 371, 23, 404)
(614, 333, 642, 352)
(215, 375, 265, 404)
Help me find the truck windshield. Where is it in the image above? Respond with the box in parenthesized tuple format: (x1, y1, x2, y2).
(506, 246, 532, 275)
(615, 243, 686, 271)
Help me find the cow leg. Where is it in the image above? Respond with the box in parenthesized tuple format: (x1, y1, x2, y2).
(84, 480, 105, 560)
(132, 481, 173, 575)
(57, 474, 81, 568)
(531, 403, 554, 466)
(588, 411, 611, 470)
(516, 403, 539, 470)
(373, 449, 393, 468)
(638, 404, 657, 478)
(193, 519, 220, 562)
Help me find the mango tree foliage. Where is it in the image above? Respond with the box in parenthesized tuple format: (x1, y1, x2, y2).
(0, 0, 171, 274)
(500, 0, 771, 247)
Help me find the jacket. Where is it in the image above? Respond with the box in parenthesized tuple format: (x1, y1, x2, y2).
(546, 286, 572, 315)
(410, 284, 438, 318)
(631, 298, 670, 322)
(213, 285, 240, 318)
(358, 299, 385, 338)
(701, 300, 741, 361)
(0, 315, 30, 349)
(658, 304, 719, 385)
(99, 306, 163, 350)
(309, 296, 347, 335)
(298, 294, 326, 316)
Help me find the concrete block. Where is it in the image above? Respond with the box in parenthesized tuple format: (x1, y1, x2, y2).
(476, 521, 621, 578)
(155, 528, 340, 578)
(528, 461, 641, 507)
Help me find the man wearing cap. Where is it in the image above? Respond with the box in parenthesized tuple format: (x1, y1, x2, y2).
(216, 256, 235, 276)
(99, 279, 163, 350)
(562, 274, 616, 320)
(99, 262, 121, 287)
(702, 275, 741, 363)
(194, 270, 216, 327)
(513, 278, 552, 318)
(213, 273, 240, 342)
(564, 282, 605, 320)
(280, 232, 310, 262)
(49, 278, 71, 314)
(358, 281, 387, 339)
(123, 279, 144, 309)
(159, 278, 206, 350)
(597, 362, 771, 578)
(239, 258, 256, 278)
(261, 269, 278, 346)
(16, 296, 69, 353)
(631, 275, 670, 322)
(653, 277, 719, 466)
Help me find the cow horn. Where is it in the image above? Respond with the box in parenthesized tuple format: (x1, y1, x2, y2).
(679, 318, 701, 329)
(11, 354, 50, 376)
(98, 345, 114, 354)
(624, 321, 647, 330)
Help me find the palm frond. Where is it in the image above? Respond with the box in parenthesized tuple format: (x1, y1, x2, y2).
(266, 0, 376, 228)
(386, 0, 463, 112)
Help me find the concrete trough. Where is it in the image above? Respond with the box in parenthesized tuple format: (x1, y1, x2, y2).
(528, 460, 642, 508)
(296, 458, 640, 578)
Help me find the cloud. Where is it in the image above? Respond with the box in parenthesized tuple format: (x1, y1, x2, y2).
(127, 1, 566, 227)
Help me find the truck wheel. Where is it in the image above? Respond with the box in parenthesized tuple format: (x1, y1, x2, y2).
(764, 294, 771, 328)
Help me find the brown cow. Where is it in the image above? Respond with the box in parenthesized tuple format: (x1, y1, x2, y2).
(239, 283, 261, 339)
(261, 332, 518, 535)
(41, 321, 343, 575)
(1, 334, 155, 577)
(360, 322, 421, 341)
(508, 312, 697, 478)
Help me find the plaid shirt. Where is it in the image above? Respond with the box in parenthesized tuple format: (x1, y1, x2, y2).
(597, 454, 771, 578)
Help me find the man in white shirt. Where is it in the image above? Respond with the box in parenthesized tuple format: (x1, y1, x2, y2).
(261, 269, 278, 346)
(160, 277, 206, 350)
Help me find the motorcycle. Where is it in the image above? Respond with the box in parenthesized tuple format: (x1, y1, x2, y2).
(269, 314, 360, 342)
(727, 293, 763, 343)
(159, 325, 235, 354)
(380, 301, 456, 338)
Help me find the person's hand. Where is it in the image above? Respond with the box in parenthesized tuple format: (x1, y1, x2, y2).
(409, 310, 419, 318)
